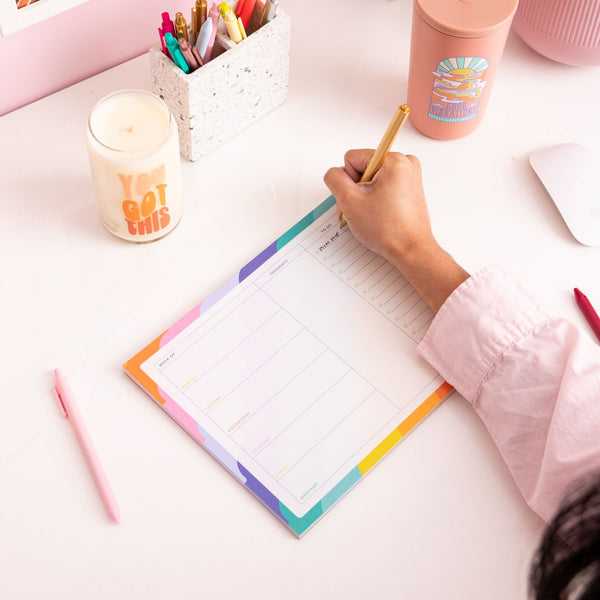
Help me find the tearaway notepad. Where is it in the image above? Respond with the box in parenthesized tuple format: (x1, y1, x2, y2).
(124, 195, 452, 536)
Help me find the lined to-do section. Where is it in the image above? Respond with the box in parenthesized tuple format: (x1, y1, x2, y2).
(301, 215, 434, 342)
(156, 284, 400, 505)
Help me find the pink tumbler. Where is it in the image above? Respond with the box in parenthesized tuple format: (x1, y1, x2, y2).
(407, 0, 518, 140)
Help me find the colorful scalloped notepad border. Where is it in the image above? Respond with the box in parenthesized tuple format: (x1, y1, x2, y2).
(124, 195, 453, 536)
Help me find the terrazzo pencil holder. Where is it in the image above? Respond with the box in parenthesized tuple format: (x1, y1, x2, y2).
(150, 11, 291, 161)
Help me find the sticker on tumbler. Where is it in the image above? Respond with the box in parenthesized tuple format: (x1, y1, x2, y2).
(428, 57, 489, 123)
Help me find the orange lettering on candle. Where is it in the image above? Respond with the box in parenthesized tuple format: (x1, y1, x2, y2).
(118, 174, 134, 200)
(135, 172, 152, 197)
(141, 191, 156, 218)
(159, 206, 171, 228)
(122, 200, 140, 221)
(119, 165, 170, 237)
(156, 183, 168, 206)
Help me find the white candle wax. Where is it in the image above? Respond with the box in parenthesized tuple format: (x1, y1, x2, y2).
(86, 89, 183, 242)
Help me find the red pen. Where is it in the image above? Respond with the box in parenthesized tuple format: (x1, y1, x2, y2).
(574, 287, 600, 343)
(236, 0, 248, 18)
(237, 0, 256, 28)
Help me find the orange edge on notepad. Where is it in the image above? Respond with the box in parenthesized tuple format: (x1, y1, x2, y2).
(358, 382, 453, 475)
(123, 333, 167, 405)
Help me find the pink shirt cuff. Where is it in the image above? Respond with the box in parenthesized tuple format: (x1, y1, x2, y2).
(417, 265, 552, 406)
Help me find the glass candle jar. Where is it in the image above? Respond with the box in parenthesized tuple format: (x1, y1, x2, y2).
(86, 89, 183, 242)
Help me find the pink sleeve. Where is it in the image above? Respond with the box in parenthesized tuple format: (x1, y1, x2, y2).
(417, 265, 600, 522)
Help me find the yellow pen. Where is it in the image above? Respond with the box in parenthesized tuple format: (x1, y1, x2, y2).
(238, 16, 247, 39)
(219, 2, 233, 17)
(223, 8, 243, 43)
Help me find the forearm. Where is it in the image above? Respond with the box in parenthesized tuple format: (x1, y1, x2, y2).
(417, 266, 600, 521)
(385, 240, 470, 313)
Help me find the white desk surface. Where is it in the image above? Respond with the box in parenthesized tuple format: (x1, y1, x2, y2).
(1, 1, 599, 598)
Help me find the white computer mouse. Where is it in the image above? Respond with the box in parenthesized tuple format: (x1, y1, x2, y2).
(530, 143, 600, 246)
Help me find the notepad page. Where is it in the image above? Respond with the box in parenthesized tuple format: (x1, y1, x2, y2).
(140, 205, 443, 518)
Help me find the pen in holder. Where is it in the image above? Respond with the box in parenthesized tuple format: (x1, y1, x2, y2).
(150, 10, 291, 161)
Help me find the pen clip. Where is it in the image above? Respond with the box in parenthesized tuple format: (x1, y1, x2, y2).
(53, 386, 69, 418)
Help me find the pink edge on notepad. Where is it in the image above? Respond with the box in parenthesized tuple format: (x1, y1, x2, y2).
(159, 304, 203, 348)
(159, 274, 241, 349)
(155, 386, 247, 483)
(157, 386, 206, 445)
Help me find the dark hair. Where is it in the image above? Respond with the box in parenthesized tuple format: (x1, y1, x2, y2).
(530, 474, 600, 600)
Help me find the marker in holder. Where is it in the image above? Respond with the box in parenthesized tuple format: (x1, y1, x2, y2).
(150, 10, 290, 161)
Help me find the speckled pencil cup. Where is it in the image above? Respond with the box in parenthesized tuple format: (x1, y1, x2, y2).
(150, 10, 290, 161)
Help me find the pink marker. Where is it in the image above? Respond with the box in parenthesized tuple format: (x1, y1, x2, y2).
(178, 38, 200, 70)
(161, 11, 175, 36)
(53, 369, 121, 524)
(158, 27, 169, 57)
(191, 46, 204, 67)
(204, 2, 220, 62)
(159, 12, 176, 57)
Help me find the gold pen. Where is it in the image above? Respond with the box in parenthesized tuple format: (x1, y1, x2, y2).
(190, 6, 199, 44)
(339, 104, 411, 228)
(197, 0, 208, 28)
(175, 12, 189, 42)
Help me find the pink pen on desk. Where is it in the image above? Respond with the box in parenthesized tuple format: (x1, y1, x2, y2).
(53, 369, 121, 524)
(574, 288, 600, 343)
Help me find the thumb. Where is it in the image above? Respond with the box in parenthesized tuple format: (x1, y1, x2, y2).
(323, 166, 357, 210)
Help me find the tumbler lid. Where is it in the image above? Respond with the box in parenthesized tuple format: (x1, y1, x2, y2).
(415, 0, 518, 38)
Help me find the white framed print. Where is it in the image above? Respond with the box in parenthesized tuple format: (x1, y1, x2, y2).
(0, 0, 90, 35)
